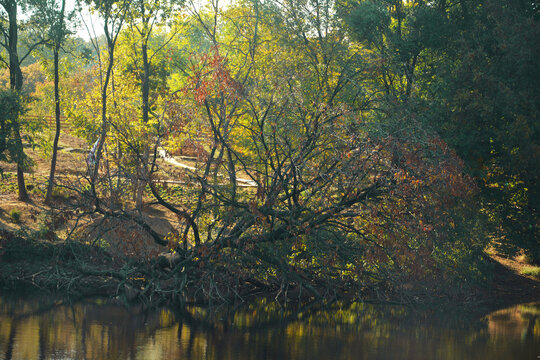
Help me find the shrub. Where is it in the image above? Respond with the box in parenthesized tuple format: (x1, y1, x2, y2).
(9, 209, 21, 223)
(51, 186, 70, 200)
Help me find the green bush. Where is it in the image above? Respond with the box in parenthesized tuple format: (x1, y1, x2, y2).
(9, 209, 21, 223)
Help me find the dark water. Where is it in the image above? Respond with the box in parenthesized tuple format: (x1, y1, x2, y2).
(0, 291, 538, 360)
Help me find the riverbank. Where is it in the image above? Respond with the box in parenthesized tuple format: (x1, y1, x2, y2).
(3, 127, 537, 313)
(1, 226, 540, 314)
(480, 254, 540, 312)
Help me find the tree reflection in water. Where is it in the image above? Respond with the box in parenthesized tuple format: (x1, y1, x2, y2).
(0, 293, 539, 360)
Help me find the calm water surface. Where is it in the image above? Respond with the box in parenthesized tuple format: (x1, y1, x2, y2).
(0, 291, 538, 360)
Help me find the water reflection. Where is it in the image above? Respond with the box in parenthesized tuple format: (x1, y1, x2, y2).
(0, 292, 539, 360)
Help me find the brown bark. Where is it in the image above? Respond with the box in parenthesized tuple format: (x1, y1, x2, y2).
(90, 29, 116, 210)
(45, 0, 66, 204)
(4, 0, 29, 201)
(45, 47, 62, 204)
(136, 39, 150, 210)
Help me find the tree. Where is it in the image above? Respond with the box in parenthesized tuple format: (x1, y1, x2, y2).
(428, 0, 540, 262)
(125, 0, 182, 209)
(127, 0, 485, 298)
(29, 0, 74, 204)
(0, 0, 32, 201)
(0, 89, 25, 174)
(20, 0, 489, 302)
(343, 0, 539, 263)
(81, 0, 131, 210)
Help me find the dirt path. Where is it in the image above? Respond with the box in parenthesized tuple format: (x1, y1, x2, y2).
(157, 148, 257, 187)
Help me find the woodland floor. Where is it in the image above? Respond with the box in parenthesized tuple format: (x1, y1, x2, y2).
(0, 132, 204, 257)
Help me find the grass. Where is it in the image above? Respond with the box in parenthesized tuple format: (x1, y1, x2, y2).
(0, 175, 17, 195)
(521, 266, 540, 279)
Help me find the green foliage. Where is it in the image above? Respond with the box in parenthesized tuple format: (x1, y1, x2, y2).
(348, 1, 390, 46)
(422, 0, 539, 262)
(93, 238, 111, 251)
(0, 89, 30, 170)
(8, 209, 21, 223)
(344, 0, 539, 264)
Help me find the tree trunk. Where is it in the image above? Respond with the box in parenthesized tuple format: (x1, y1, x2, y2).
(45, 46, 62, 204)
(45, 0, 65, 204)
(90, 36, 115, 210)
(6, 1, 29, 202)
(136, 39, 150, 210)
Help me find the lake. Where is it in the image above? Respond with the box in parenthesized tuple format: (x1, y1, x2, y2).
(0, 291, 538, 360)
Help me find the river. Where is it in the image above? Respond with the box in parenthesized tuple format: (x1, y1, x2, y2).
(0, 291, 538, 360)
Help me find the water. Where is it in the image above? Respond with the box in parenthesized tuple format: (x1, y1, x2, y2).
(0, 291, 538, 360)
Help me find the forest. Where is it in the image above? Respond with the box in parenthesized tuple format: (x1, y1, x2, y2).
(0, 0, 538, 307)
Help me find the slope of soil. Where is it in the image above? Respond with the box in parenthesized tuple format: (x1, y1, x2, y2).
(473, 252, 540, 314)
